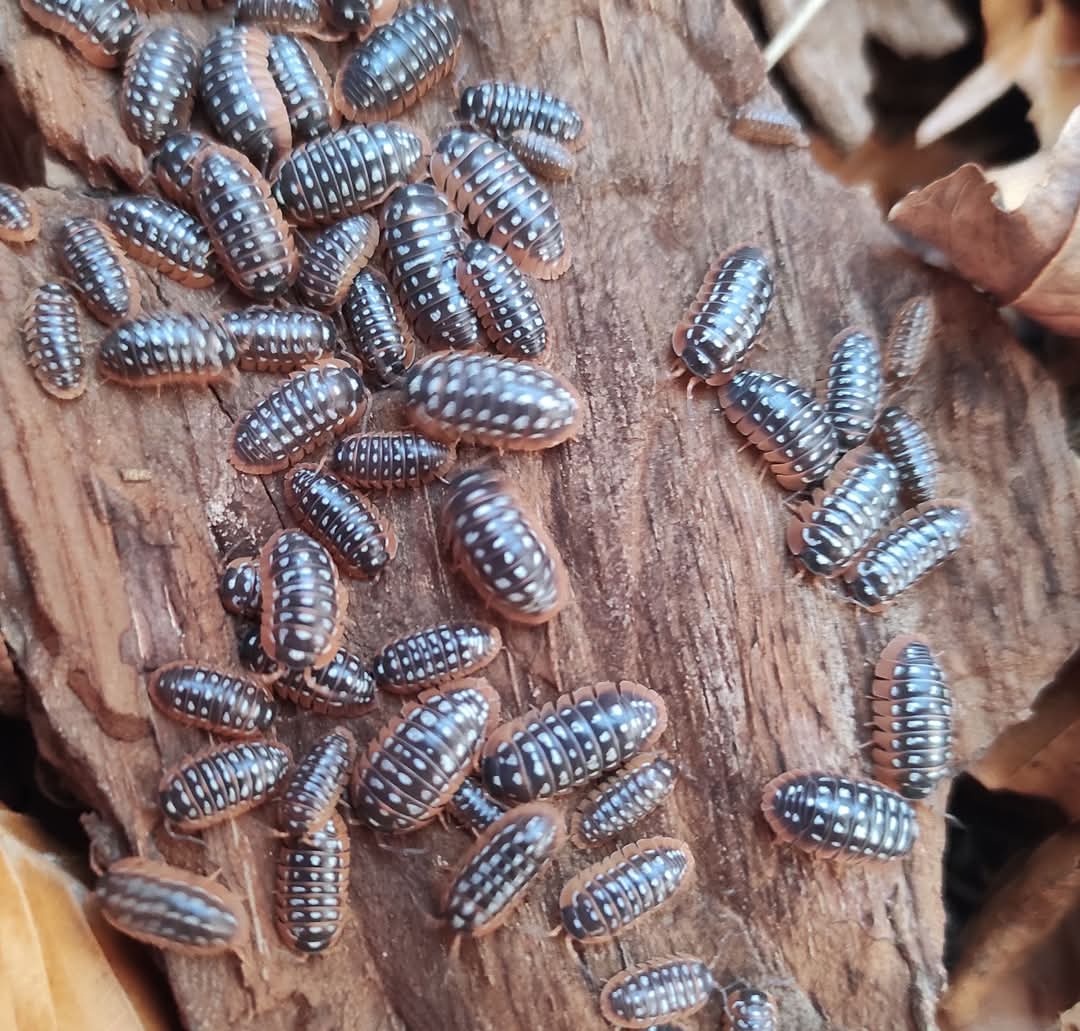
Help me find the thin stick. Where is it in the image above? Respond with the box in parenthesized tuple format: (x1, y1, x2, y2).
(763, 0, 834, 70)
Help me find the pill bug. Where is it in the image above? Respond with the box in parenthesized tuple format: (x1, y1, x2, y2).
(723, 986, 779, 1030)
(57, 217, 140, 326)
(405, 352, 582, 451)
(147, 661, 276, 738)
(0, 184, 42, 243)
(220, 557, 262, 618)
(456, 81, 587, 150)
(875, 405, 939, 505)
(278, 728, 356, 836)
(22, 282, 86, 400)
(237, 623, 278, 674)
(259, 529, 347, 671)
(120, 26, 199, 150)
(223, 307, 335, 372)
(273, 645, 377, 715)
(447, 777, 506, 835)
(730, 99, 810, 148)
(380, 183, 480, 350)
(20, 0, 140, 68)
(324, 0, 397, 34)
(560, 837, 694, 943)
(571, 753, 679, 848)
(870, 635, 953, 800)
(158, 738, 292, 831)
(718, 370, 839, 490)
(152, 130, 212, 213)
(237, 0, 344, 41)
(482, 681, 669, 803)
(296, 214, 379, 312)
(822, 329, 883, 450)
(266, 35, 339, 150)
(785, 447, 900, 578)
(274, 815, 350, 954)
(371, 621, 502, 694)
(332, 430, 455, 490)
(341, 268, 414, 385)
(349, 679, 500, 833)
(230, 358, 368, 474)
(105, 195, 219, 288)
(438, 802, 564, 936)
(761, 770, 918, 861)
(99, 312, 239, 387)
(843, 501, 972, 610)
(96, 858, 248, 955)
(457, 239, 549, 359)
(672, 247, 774, 386)
(333, 1, 461, 122)
(430, 128, 571, 280)
(506, 130, 576, 181)
(441, 468, 570, 625)
(885, 295, 936, 382)
(270, 123, 427, 226)
(199, 26, 291, 173)
(600, 956, 717, 1029)
(283, 465, 398, 580)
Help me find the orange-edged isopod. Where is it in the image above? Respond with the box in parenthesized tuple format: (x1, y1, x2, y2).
(278, 727, 355, 836)
(220, 558, 261, 619)
(296, 214, 379, 312)
(106, 195, 219, 288)
(571, 753, 679, 848)
(0, 184, 42, 243)
(371, 621, 501, 695)
(99, 312, 238, 386)
(447, 777, 506, 836)
(120, 25, 199, 150)
(730, 98, 809, 148)
(506, 130, 576, 181)
(20, 0, 140, 68)
(22, 282, 86, 400)
(332, 430, 455, 490)
(341, 268, 414, 385)
(57, 217, 140, 326)
(223, 306, 335, 372)
(274, 815, 350, 954)
(723, 985, 779, 1030)
(152, 130, 212, 213)
(875, 405, 939, 506)
(147, 661, 276, 738)
(457, 81, 587, 150)
(600, 956, 717, 1029)
(267, 34, 340, 144)
(822, 328, 883, 450)
(237, 0, 345, 41)
(885, 294, 936, 382)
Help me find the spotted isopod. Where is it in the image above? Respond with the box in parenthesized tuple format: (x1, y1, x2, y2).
(120, 26, 199, 150)
(506, 130, 576, 181)
(152, 130, 211, 213)
(723, 986, 779, 1030)
(447, 777, 506, 835)
(571, 753, 679, 848)
(20, 0, 140, 69)
(98, 312, 238, 387)
(147, 661, 276, 738)
(237, 0, 345, 40)
(105, 195, 219, 288)
(371, 621, 502, 694)
(885, 295, 936, 382)
(220, 558, 261, 619)
(730, 98, 810, 148)
(324, 0, 397, 34)
(875, 405, 939, 505)
(341, 268, 414, 385)
(822, 328, 883, 450)
(278, 727, 356, 836)
(456, 81, 587, 150)
(267, 34, 340, 145)
(22, 282, 86, 400)
(600, 956, 717, 1029)
(57, 217, 140, 326)
(274, 815, 350, 954)
(296, 214, 379, 312)
(332, 431, 455, 490)
(0, 184, 42, 243)
(223, 307, 335, 372)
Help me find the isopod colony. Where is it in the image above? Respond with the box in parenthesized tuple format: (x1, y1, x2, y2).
(3, 0, 966, 1026)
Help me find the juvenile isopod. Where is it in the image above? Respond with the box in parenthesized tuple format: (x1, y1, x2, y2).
(441, 467, 570, 625)
(761, 770, 918, 861)
(671, 246, 774, 385)
(223, 307, 335, 372)
(405, 352, 581, 450)
(843, 501, 972, 610)
(447, 777, 506, 835)
(730, 98, 810, 148)
(718, 370, 839, 489)
(875, 405, 939, 505)
(152, 130, 211, 213)
(237, 0, 344, 40)
(341, 268, 414, 385)
(482, 681, 668, 803)
(324, 0, 397, 34)
(274, 815, 350, 954)
(332, 430, 455, 490)
(430, 128, 570, 280)
(822, 328, 883, 450)
(230, 359, 368, 474)
(349, 679, 500, 833)
(22, 282, 86, 400)
(723, 985, 779, 1030)
(438, 802, 564, 936)
(457, 239, 548, 359)
(120, 26, 199, 150)
(57, 217, 140, 326)
(296, 214, 379, 312)
(278, 728, 356, 836)
(571, 753, 679, 848)
(457, 81, 587, 150)
(600, 956, 717, 1029)
(97, 858, 248, 955)
(158, 738, 292, 830)
(21, 0, 140, 68)
(885, 295, 936, 382)
(267, 34, 340, 143)
(870, 635, 953, 800)
(220, 558, 261, 619)
(371, 621, 501, 694)
(0, 184, 42, 243)
(98, 312, 238, 386)
(105, 195, 219, 288)
(333, 1, 461, 122)
(506, 130, 576, 181)
(147, 662, 276, 738)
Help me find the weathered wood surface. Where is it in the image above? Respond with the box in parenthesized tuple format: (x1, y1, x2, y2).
(1, 2, 1079, 1029)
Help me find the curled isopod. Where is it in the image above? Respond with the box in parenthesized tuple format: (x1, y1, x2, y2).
(147, 662, 276, 738)
(120, 26, 199, 150)
(296, 214, 379, 312)
(506, 130, 576, 181)
(268, 34, 340, 144)
(341, 268, 414, 385)
(730, 98, 810, 148)
(885, 295, 936, 381)
(152, 131, 211, 213)
(21, 0, 140, 68)
(875, 405, 938, 505)
(99, 313, 238, 387)
(571, 753, 679, 848)
(278, 728, 355, 836)
(237, 0, 344, 40)
(332, 431, 455, 490)
(220, 558, 261, 619)
(457, 81, 587, 150)
(57, 217, 140, 326)
(105, 195, 219, 288)
(723, 985, 779, 1030)
(371, 621, 502, 694)
(600, 956, 717, 1029)
(23, 282, 86, 400)
(274, 815, 350, 954)
(447, 777, 506, 835)
(0, 185, 41, 243)
(223, 307, 335, 372)
(822, 328, 883, 450)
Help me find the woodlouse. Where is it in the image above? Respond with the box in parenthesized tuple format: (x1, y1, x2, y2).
(439, 802, 564, 936)
(886, 295, 936, 382)
(723, 986, 779, 1030)
(600, 956, 717, 1029)
(237, 623, 278, 675)
(457, 239, 549, 359)
(341, 268, 414, 385)
(283, 465, 398, 580)
(57, 217, 140, 326)
(871, 636, 953, 800)
(560, 837, 694, 943)
(457, 81, 587, 149)
(259, 529, 347, 671)
(274, 815, 350, 954)
(571, 753, 679, 848)
(220, 557, 261, 618)
(230, 359, 368, 474)
(325, 0, 397, 33)
(147, 662, 276, 738)
(506, 130, 576, 181)
(296, 214, 379, 312)
(447, 777, 506, 835)
(106, 195, 219, 288)
(223, 306, 335, 372)
(278, 727, 356, 836)
(268, 34, 340, 142)
(730, 99, 810, 148)
(237, 0, 344, 40)
(671, 246, 774, 385)
(333, 1, 461, 122)
(875, 405, 939, 505)
(823, 328, 883, 450)
(159, 738, 292, 830)
(98, 312, 239, 386)
(349, 679, 500, 833)
(380, 183, 480, 350)
(332, 430, 455, 490)
(97, 858, 248, 955)
(192, 144, 297, 300)
(441, 467, 570, 625)
(405, 352, 582, 450)
(843, 501, 972, 610)
(785, 447, 900, 577)
(20, 0, 140, 69)
(718, 370, 839, 489)
(152, 130, 211, 212)
(430, 128, 571, 280)
(371, 621, 502, 694)
(0, 184, 41, 243)
(482, 681, 668, 803)
(120, 26, 199, 150)
(22, 282, 86, 400)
